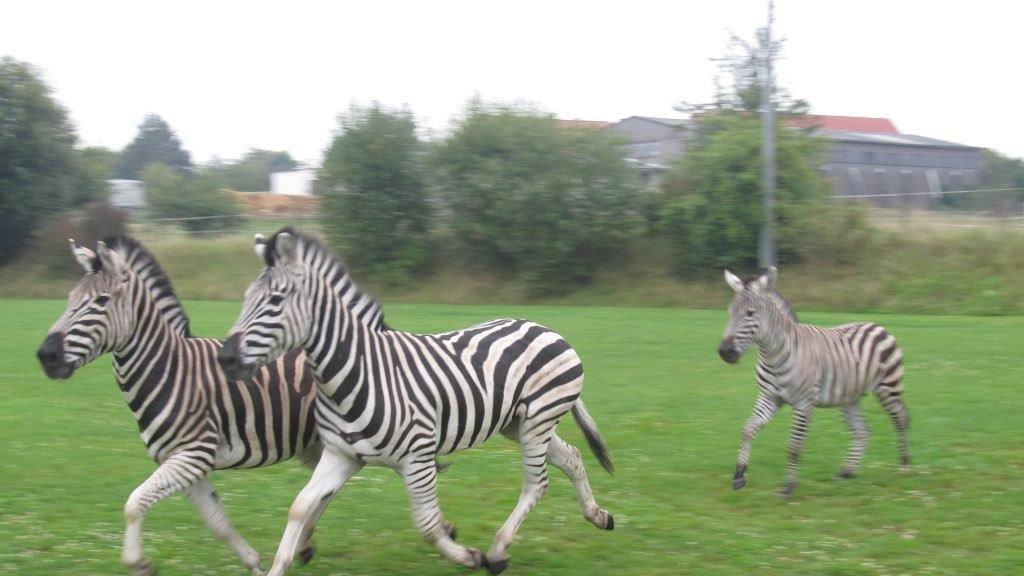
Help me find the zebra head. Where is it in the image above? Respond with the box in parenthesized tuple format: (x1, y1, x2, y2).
(219, 232, 311, 381)
(38, 240, 133, 379)
(718, 266, 781, 364)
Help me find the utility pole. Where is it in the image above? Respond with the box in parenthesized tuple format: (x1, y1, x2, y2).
(758, 0, 776, 269)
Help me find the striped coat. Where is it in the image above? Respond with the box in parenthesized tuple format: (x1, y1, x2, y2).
(218, 229, 615, 576)
(718, 268, 909, 497)
(37, 236, 321, 576)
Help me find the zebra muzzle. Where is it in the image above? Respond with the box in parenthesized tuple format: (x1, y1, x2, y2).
(718, 337, 741, 364)
(37, 332, 75, 380)
(218, 333, 256, 381)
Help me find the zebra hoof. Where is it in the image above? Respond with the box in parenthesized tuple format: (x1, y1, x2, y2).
(604, 513, 615, 531)
(297, 544, 316, 566)
(486, 557, 509, 575)
(129, 559, 157, 576)
(468, 548, 489, 571)
(900, 455, 911, 467)
(778, 481, 797, 499)
(732, 477, 747, 490)
(837, 469, 856, 479)
(443, 520, 458, 541)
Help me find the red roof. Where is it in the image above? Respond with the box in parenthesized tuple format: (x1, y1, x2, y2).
(556, 119, 612, 130)
(788, 115, 898, 134)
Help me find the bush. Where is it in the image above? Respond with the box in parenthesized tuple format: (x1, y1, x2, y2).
(658, 112, 869, 273)
(32, 203, 129, 276)
(318, 104, 429, 283)
(432, 103, 643, 293)
(143, 163, 244, 232)
(0, 57, 78, 264)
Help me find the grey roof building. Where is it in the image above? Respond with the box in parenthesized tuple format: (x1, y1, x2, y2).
(817, 129, 982, 208)
(605, 116, 693, 188)
(603, 114, 983, 205)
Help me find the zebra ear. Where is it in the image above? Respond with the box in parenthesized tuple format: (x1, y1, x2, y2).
(95, 240, 126, 279)
(69, 239, 97, 273)
(254, 233, 267, 260)
(275, 232, 298, 270)
(758, 266, 778, 292)
(724, 269, 744, 293)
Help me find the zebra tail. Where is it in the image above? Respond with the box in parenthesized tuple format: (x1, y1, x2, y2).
(572, 399, 615, 474)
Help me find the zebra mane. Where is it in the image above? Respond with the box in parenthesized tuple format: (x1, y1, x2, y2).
(102, 235, 192, 337)
(771, 290, 798, 323)
(741, 275, 799, 323)
(264, 227, 389, 331)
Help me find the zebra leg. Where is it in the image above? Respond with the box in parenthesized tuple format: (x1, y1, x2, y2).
(546, 433, 613, 530)
(780, 405, 813, 498)
(401, 458, 488, 569)
(875, 378, 910, 469)
(184, 478, 265, 576)
(295, 493, 332, 566)
(266, 449, 362, 576)
(484, 421, 557, 574)
(734, 394, 781, 490)
(838, 404, 869, 479)
(122, 455, 211, 576)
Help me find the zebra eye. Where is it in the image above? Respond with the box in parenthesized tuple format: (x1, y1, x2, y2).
(745, 309, 755, 318)
(95, 295, 110, 306)
(268, 293, 285, 306)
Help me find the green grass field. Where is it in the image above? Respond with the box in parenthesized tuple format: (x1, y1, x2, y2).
(1, 299, 1022, 575)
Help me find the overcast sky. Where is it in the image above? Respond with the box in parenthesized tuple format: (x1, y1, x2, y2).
(2, 0, 1021, 163)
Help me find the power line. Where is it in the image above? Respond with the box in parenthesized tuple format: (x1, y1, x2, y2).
(832, 187, 1024, 200)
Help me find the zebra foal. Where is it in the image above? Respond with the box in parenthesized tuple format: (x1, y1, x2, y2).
(217, 228, 615, 575)
(36, 236, 324, 576)
(717, 267, 910, 497)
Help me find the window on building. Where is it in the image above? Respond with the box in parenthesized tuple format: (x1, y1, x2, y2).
(848, 167, 866, 196)
(926, 169, 942, 195)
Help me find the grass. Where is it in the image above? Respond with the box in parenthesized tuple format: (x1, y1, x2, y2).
(5, 224, 1024, 315)
(1, 299, 1022, 575)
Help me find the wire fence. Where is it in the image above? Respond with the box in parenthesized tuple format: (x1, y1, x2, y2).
(128, 213, 322, 238)
(129, 186, 1024, 236)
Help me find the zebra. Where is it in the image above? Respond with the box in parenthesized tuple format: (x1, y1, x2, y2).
(216, 228, 615, 575)
(35, 236, 325, 576)
(717, 267, 910, 498)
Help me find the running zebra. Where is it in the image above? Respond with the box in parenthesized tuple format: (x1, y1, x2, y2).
(717, 267, 910, 498)
(217, 228, 615, 576)
(36, 236, 324, 576)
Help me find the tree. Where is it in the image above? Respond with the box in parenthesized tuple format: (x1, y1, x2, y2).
(677, 30, 808, 118)
(118, 114, 192, 179)
(660, 113, 866, 271)
(660, 28, 869, 273)
(71, 146, 118, 205)
(978, 150, 1019, 215)
(318, 104, 429, 282)
(433, 102, 642, 292)
(0, 57, 78, 263)
(142, 163, 243, 232)
(205, 149, 298, 191)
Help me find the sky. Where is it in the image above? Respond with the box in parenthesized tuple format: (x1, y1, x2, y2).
(2, 0, 1021, 164)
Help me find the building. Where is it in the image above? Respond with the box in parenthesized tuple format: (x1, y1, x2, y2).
(605, 116, 693, 189)
(814, 128, 982, 209)
(107, 179, 145, 213)
(603, 114, 983, 206)
(270, 169, 317, 196)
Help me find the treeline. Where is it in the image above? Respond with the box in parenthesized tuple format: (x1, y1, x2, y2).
(0, 55, 300, 263)
(315, 100, 867, 293)
(6, 50, 1023, 296)
(0, 54, 900, 292)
